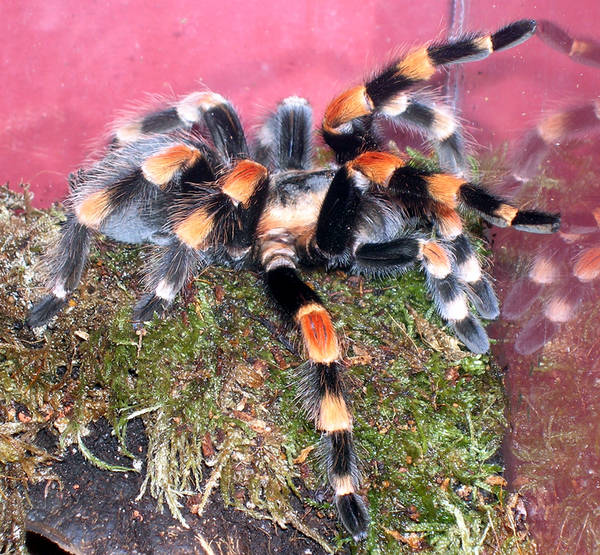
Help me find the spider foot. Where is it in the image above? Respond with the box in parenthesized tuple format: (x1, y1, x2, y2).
(466, 278, 500, 320)
(26, 294, 67, 328)
(452, 314, 489, 354)
(336, 493, 369, 541)
(132, 294, 171, 326)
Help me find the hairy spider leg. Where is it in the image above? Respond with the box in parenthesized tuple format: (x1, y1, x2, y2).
(26, 213, 91, 327)
(125, 159, 272, 324)
(141, 141, 217, 189)
(132, 241, 201, 324)
(448, 234, 499, 319)
(170, 159, 270, 253)
(313, 155, 491, 352)
(353, 235, 422, 271)
(318, 150, 559, 256)
(322, 19, 537, 165)
(113, 91, 249, 162)
(27, 136, 198, 327)
(26, 134, 224, 328)
(264, 266, 369, 540)
(254, 96, 314, 171)
(315, 150, 559, 352)
(388, 94, 468, 175)
(354, 234, 491, 352)
(458, 183, 560, 233)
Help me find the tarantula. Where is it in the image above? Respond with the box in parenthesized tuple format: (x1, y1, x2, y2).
(27, 19, 559, 540)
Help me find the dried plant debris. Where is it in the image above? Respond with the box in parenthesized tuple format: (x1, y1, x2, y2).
(0, 185, 534, 553)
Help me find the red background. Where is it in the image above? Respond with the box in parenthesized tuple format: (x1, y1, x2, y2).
(2, 1, 598, 206)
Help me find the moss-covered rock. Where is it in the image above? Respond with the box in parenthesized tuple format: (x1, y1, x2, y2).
(0, 184, 533, 553)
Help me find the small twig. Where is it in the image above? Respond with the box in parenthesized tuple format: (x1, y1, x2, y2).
(241, 309, 298, 356)
(195, 533, 217, 555)
(194, 433, 238, 518)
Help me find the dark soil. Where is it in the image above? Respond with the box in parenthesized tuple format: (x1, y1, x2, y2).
(26, 418, 334, 555)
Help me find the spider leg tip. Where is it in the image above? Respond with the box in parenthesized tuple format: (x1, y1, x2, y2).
(453, 315, 490, 354)
(336, 493, 370, 541)
(25, 294, 67, 329)
(132, 293, 171, 326)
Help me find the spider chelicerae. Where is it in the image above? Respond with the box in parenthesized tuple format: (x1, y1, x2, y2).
(27, 19, 560, 540)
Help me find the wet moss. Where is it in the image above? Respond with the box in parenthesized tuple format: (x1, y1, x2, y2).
(0, 182, 533, 553)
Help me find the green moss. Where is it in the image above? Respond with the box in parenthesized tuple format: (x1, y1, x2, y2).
(0, 180, 531, 553)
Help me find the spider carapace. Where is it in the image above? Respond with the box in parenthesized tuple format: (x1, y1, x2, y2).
(27, 19, 559, 540)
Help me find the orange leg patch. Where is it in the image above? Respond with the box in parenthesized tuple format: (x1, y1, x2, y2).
(331, 474, 356, 495)
(174, 207, 214, 249)
(349, 151, 405, 186)
(323, 85, 374, 133)
(495, 204, 519, 226)
(221, 160, 268, 207)
(434, 203, 463, 239)
(142, 144, 202, 187)
(425, 174, 465, 207)
(296, 303, 340, 363)
(76, 190, 111, 229)
(318, 392, 352, 432)
(396, 46, 436, 81)
(421, 240, 451, 278)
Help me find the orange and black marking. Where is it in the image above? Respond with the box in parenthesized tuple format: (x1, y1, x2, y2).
(348, 151, 405, 186)
(173, 206, 215, 249)
(459, 183, 517, 224)
(220, 160, 268, 207)
(75, 171, 151, 230)
(424, 174, 465, 207)
(459, 182, 560, 232)
(293, 357, 367, 538)
(322, 20, 534, 167)
(434, 203, 464, 239)
(114, 106, 183, 144)
(322, 85, 374, 134)
(325, 425, 369, 539)
(172, 158, 269, 250)
(420, 240, 452, 279)
(318, 390, 352, 432)
(75, 190, 112, 229)
(142, 144, 203, 187)
(177, 91, 249, 159)
(295, 302, 340, 364)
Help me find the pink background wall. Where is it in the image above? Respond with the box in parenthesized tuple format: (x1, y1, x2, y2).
(2, 1, 598, 206)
